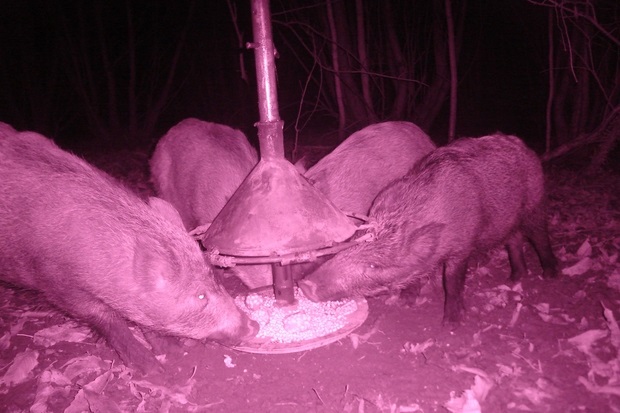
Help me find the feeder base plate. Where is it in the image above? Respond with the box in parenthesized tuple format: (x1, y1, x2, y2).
(233, 289, 368, 354)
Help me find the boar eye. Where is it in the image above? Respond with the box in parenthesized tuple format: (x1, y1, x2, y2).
(198, 293, 206, 300)
(369, 264, 375, 269)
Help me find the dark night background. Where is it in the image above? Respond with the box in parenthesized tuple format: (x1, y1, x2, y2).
(0, 0, 617, 162)
(1, 3, 620, 411)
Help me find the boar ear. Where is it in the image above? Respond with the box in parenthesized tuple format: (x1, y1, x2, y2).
(148, 197, 185, 229)
(133, 235, 170, 290)
(402, 223, 444, 263)
(307, 169, 326, 187)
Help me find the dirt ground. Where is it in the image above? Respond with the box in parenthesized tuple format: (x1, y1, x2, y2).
(1, 147, 619, 413)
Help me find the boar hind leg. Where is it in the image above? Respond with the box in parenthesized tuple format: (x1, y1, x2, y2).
(506, 231, 528, 281)
(522, 208, 559, 279)
(442, 259, 468, 325)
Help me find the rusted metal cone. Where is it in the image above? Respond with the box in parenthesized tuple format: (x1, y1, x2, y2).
(201, 157, 357, 257)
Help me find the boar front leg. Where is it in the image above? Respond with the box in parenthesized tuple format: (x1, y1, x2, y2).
(442, 258, 468, 325)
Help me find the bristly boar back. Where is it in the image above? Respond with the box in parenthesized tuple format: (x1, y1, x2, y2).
(299, 133, 558, 325)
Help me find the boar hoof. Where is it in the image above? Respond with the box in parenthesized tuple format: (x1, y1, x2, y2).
(441, 306, 464, 330)
(542, 266, 559, 279)
(442, 319, 462, 331)
(144, 332, 185, 355)
(117, 338, 163, 375)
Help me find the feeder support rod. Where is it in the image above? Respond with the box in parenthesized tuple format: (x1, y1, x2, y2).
(249, 0, 284, 160)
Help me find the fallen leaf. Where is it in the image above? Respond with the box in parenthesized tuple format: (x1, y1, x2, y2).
(0, 332, 11, 352)
(224, 354, 236, 368)
(602, 304, 620, 350)
(509, 302, 523, 327)
(62, 355, 110, 381)
(532, 303, 550, 314)
(84, 369, 113, 393)
(444, 389, 482, 413)
(398, 403, 424, 412)
(576, 238, 592, 258)
(567, 329, 608, 355)
(65, 387, 122, 413)
(496, 363, 523, 379)
(600, 249, 618, 265)
(578, 376, 620, 397)
(536, 378, 560, 398)
(515, 386, 553, 405)
(33, 322, 91, 347)
(0, 349, 39, 387)
(402, 339, 435, 355)
(562, 257, 592, 276)
(471, 374, 493, 402)
(132, 378, 206, 409)
(607, 270, 620, 292)
(30, 369, 72, 413)
(349, 322, 381, 350)
(0, 318, 27, 351)
(453, 365, 491, 381)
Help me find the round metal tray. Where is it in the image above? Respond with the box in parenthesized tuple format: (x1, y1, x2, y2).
(232, 292, 369, 354)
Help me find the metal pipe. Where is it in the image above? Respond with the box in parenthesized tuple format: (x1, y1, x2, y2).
(272, 263, 296, 305)
(250, 0, 292, 303)
(249, 0, 284, 160)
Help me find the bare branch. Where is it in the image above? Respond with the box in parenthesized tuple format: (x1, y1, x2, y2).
(325, 0, 345, 134)
(527, 0, 620, 46)
(227, 0, 249, 83)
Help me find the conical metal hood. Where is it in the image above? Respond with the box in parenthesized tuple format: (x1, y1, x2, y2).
(201, 157, 357, 257)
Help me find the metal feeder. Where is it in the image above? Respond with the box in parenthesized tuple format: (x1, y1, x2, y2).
(202, 154, 360, 302)
(201, 0, 369, 353)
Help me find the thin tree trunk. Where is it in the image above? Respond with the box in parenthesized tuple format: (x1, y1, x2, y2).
(570, 29, 590, 139)
(355, 0, 373, 120)
(552, 66, 570, 143)
(70, 3, 105, 138)
(326, 0, 346, 138)
(227, 0, 249, 83)
(545, 8, 554, 153)
(589, 105, 620, 172)
(445, 0, 457, 142)
(142, 0, 195, 142)
(334, 0, 368, 131)
(94, 1, 119, 140)
(415, 0, 450, 131)
(126, 1, 137, 141)
(386, 0, 409, 119)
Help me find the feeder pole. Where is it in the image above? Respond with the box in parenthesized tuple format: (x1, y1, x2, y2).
(249, 0, 294, 304)
(249, 0, 284, 160)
